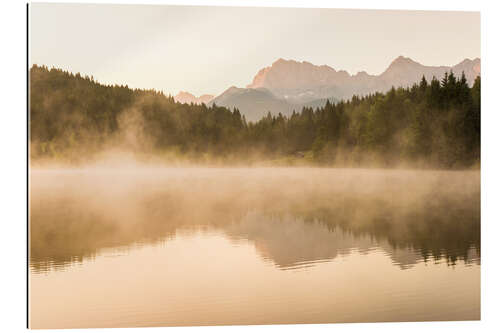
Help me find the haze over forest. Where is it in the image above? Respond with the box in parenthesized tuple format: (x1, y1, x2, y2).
(30, 56, 480, 169)
(29, 4, 480, 169)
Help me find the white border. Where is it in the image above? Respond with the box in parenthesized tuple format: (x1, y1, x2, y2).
(1, 0, 499, 332)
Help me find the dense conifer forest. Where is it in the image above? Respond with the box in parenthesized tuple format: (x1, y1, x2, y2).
(29, 65, 480, 168)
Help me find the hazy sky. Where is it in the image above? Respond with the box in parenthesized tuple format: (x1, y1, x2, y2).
(30, 3, 480, 96)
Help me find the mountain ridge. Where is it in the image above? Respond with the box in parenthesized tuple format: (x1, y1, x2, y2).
(247, 56, 481, 103)
(196, 56, 480, 123)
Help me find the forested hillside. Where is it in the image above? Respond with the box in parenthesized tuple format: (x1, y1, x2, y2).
(29, 65, 480, 168)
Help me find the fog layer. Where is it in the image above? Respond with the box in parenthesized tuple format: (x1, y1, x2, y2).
(30, 166, 480, 272)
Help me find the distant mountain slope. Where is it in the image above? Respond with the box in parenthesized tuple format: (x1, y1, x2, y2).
(210, 56, 480, 121)
(174, 91, 214, 104)
(209, 87, 290, 122)
(247, 56, 481, 102)
(209, 86, 337, 122)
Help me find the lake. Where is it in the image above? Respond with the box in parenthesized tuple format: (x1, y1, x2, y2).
(29, 167, 480, 328)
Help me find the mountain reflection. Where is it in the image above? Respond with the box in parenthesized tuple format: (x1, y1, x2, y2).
(223, 212, 468, 270)
(29, 168, 480, 273)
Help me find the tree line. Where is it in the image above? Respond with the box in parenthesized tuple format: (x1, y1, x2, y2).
(30, 65, 480, 168)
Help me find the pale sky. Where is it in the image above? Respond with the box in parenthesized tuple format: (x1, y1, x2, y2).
(30, 3, 480, 96)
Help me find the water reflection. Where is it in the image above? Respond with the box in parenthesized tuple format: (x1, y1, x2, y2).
(224, 212, 479, 270)
(29, 167, 480, 273)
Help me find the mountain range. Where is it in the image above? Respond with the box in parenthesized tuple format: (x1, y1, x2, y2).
(182, 56, 480, 122)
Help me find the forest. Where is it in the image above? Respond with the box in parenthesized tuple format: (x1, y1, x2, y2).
(29, 65, 480, 168)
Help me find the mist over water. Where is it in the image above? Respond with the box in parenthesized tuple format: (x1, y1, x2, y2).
(29, 164, 480, 328)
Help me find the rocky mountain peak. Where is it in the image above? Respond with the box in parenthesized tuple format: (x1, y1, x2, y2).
(174, 91, 214, 105)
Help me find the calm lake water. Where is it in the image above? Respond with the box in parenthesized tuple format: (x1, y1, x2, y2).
(29, 167, 480, 328)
